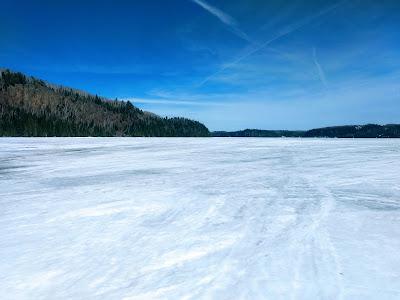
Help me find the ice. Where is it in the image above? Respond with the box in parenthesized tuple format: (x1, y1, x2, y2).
(1, 137, 400, 300)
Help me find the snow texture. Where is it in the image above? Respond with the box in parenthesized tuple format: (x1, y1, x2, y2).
(1, 138, 400, 300)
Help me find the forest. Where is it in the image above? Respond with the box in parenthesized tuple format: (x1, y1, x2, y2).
(213, 125, 400, 138)
(0, 70, 210, 137)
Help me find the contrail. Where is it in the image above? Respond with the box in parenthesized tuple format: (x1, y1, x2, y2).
(198, 1, 344, 86)
(313, 47, 328, 88)
(191, 0, 252, 43)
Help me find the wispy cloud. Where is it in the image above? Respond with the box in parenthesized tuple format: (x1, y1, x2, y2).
(198, 1, 345, 86)
(123, 97, 227, 107)
(312, 47, 328, 88)
(191, 0, 252, 43)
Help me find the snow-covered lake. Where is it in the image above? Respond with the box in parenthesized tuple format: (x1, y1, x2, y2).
(1, 138, 399, 300)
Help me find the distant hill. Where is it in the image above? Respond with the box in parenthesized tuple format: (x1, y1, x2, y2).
(212, 129, 305, 137)
(0, 69, 210, 137)
(213, 124, 400, 138)
(2, 69, 398, 138)
(303, 124, 400, 138)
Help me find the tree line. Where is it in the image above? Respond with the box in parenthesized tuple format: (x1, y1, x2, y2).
(0, 70, 210, 137)
(213, 125, 400, 138)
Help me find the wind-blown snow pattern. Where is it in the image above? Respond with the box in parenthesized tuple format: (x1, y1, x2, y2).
(1, 138, 400, 300)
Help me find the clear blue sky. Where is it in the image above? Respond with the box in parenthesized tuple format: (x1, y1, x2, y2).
(1, 0, 399, 130)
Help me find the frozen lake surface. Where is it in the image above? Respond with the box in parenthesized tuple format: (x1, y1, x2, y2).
(1, 138, 400, 300)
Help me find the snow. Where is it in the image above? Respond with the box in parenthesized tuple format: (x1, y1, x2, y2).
(1, 137, 400, 300)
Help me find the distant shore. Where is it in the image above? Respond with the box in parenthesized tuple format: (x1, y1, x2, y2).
(212, 124, 400, 138)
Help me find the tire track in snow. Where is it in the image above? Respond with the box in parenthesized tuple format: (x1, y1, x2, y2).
(299, 177, 344, 300)
(273, 147, 343, 300)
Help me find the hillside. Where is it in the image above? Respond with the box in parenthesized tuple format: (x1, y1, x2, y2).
(0, 70, 210, 137)
(303, 124, 400, 138)
(212, 129, 305, 137)
(213, 124, 400, 138)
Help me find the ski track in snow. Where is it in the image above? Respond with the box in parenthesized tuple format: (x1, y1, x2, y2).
(1, 137, 400, 300)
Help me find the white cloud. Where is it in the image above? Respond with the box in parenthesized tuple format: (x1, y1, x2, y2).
(122, 97, 227, 107)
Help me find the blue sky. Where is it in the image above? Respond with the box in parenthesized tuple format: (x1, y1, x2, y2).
(1, 0, 399, 130)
